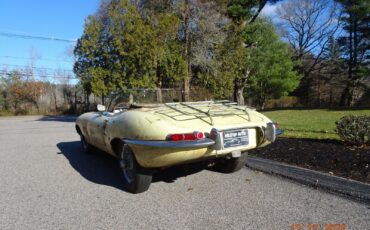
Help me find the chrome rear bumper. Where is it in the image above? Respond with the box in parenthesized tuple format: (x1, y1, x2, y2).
(265, 122, 277, 142)
(124, 124, 282, 150)
(123, 138, 215, 149)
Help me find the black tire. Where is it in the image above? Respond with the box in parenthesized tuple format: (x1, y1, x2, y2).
(214, 152, 248, 173)
(118, 144, 152, 194)
(80, 135, 93, 154)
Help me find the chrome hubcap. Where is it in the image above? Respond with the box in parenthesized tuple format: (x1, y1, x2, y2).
(120, 148, 134, 184)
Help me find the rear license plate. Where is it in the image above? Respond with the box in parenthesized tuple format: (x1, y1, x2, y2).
(222, 129, 249, 148)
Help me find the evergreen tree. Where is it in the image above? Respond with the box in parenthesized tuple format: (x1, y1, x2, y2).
(219, 0, 280, 104)
(244, 21, 300, 109)
(336, 0, 370, 106)
(74, 0, 187, 103)
(215, 19, 299, 107)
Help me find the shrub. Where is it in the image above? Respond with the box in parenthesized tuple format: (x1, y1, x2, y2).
(336, 115, 370, 146)
(265, 96, 301, 109)
(0, 94, 5, 110)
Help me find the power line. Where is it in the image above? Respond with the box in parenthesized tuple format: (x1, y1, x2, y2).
(0, 55, 74, 63)
(0, 69, 75, 77)
(0, 63, 73, 73)
(0, 32, 76, 43)
(0, 63, 77, 81)
(0, 70, 78, 80)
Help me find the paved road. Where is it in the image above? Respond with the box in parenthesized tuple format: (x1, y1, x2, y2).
(0, 116, 369, 230)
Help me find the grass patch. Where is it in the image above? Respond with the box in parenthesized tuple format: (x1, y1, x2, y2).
(262, 109, 370, 140)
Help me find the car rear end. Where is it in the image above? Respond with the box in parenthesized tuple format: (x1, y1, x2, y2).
(125, 101, 278, 168)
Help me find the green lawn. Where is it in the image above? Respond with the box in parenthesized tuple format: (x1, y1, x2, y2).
(262, 109, 370, 140)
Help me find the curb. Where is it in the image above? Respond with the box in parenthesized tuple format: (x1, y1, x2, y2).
(246, 156, 370, 203)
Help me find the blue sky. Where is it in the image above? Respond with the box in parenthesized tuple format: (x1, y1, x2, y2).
(0, 0, 100, 81)
(0, 0, 339, 83)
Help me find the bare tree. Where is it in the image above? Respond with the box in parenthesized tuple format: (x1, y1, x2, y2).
(276, 0, 341, 104)
(186, 0, 227, 92)
(277, 0, 341, 73)
(25, 47, 42, 81)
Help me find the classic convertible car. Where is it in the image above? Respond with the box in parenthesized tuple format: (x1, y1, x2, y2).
(75, 101, 279, 193)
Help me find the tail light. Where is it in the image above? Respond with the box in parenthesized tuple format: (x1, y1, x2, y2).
(168, 132, 204, 141)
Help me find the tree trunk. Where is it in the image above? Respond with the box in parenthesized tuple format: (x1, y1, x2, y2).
(317, 78, 322, 107)
(73, 91, 77, 113)
(101, 95, 105, 106)
(183, 78, 190, 102)
(260, 101, 266, 110)
(233, 70, 250, 105)
(341, 21, 354, 107)
(329, 84, 333, 107)
(33, 101, 39, 112)
(340, 81, 354, 107)
(129, 93, 134, 104)
(304, 72, 312, 105)
(235, 87, 245, 105)
(53, 87, 58, 112)
(349, 80, 360, 106)
(156, 80, 163, 103)
(234, 80, 245, 105)
(340, 85, 349, 106)
(248, 0, 268, 24)
(85, 91, 90, 112)
(182, 0, 191, 102)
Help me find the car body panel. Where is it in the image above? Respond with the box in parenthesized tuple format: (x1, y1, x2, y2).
(129, 128, 258, 168)
(76, 102, 275, 168)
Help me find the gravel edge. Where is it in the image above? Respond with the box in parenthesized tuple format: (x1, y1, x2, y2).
(246, 156, 370, 204)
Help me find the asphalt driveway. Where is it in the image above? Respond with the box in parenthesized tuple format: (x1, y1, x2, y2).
(0, 116, 369, 229)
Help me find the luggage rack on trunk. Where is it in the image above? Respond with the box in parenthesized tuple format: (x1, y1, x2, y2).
(154, 101, 255, 125)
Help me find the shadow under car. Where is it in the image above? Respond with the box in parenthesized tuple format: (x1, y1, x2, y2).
(57, 141, 209, 191)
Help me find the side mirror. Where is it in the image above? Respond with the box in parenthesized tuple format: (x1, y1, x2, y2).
(97, 104, 106, 112)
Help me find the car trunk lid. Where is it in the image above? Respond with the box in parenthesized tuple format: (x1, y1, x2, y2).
(152, 101, 266, 127)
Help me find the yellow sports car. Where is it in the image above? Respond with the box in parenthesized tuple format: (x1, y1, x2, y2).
(75, 101, 279, 193)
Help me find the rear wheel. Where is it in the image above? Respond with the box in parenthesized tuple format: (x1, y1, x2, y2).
(80, 135, 93, 154)
(119, 144, 152, 193)
(214, 152, 248, 173)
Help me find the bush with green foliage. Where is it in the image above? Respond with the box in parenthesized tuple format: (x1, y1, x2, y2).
(336, 115, 370, 146)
